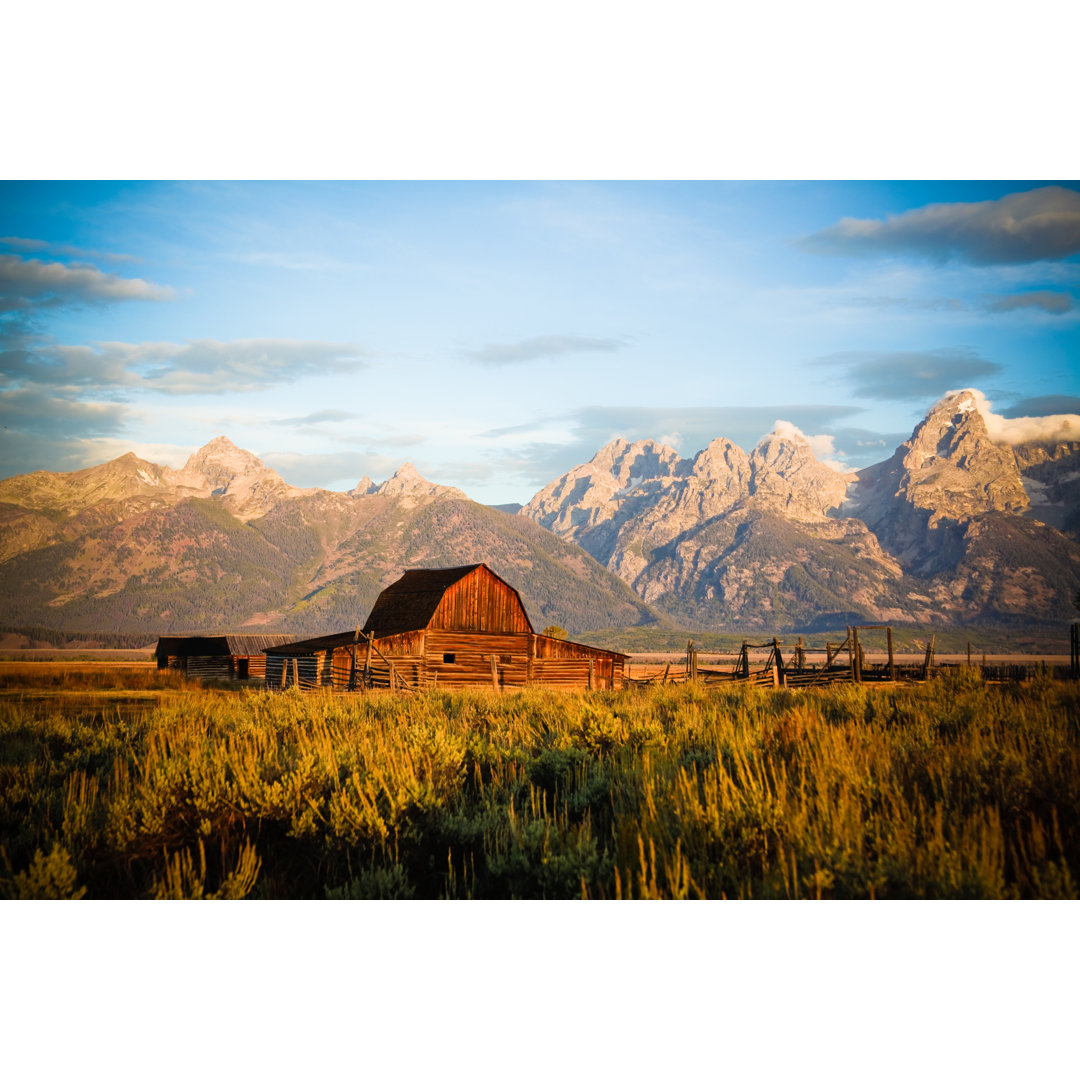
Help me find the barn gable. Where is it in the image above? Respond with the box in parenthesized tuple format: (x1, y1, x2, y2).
(363, 564, 533, 636)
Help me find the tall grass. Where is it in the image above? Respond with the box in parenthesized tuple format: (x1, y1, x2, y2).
(1, 668, 1077, 898)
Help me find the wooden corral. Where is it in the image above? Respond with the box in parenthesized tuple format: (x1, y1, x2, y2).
(155, 634, 294, 681)
(634, 627, 908, 689)
(264, 564, 627, 692)
(638, 626, 1077, 688)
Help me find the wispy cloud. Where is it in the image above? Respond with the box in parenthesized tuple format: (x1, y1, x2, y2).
(849, 295, 966, 313)
(2, 338, 374, 396)
(819, 348, 1002, 401)
(462, 334, 632, 365)
(267, 409, 360, 427)
(987, 290, 1073, 315)
(0, 236, 140, 263)
(798, 186, 1080, 265)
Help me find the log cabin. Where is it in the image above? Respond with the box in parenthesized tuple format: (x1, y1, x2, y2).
(264, 563, 627, 691)
(155, 634, 294, 680)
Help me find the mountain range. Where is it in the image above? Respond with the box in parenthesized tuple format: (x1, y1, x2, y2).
(1, 389, 1078, 641)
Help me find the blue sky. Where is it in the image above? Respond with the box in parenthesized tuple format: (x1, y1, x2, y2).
(2, 180, 1078, 504)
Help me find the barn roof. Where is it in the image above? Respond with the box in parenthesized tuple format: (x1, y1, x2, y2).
(362, 564, 499, 636)
(265, 630, 359, 656)
(156, 634, 294, 656)
(224, 634, 295, 654)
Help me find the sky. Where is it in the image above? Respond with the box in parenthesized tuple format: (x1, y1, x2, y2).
(2, 180, 1078, 505)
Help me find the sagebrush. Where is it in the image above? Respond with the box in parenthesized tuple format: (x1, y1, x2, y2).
(1, 667, 1077, 898)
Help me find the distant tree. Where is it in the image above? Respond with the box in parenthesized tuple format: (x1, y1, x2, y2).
(543, 625, 567, 639)
(1074, 586, 1080, 619)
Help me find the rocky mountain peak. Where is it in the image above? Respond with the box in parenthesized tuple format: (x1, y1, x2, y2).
(691, 437, 751, 481)
(374, 463, 466, 500)
(749, 427, 852, 519)
(895, 390, 1028, 517)
(846, 390, 1031, 572)
(170, 436, 301, 519)
(590, 438, 684, 487)
(349, 476, 377, 497)
(176, 437, 267, 486)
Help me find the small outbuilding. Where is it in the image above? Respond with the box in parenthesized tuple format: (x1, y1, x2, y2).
(156, 634, 295, 681)
(264, 564, 627, 691)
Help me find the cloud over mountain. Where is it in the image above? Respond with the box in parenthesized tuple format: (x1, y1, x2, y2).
(954, 388, 1080, 445)
(798, 186, 1080, 265)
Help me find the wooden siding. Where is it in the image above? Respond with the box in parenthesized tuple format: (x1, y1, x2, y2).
(424, 630, 533, 688)
(185, 655, 232, 680)
(265, 654, 320, 688)
(271, 629, 625, 691)
(428, 568, 533, 634)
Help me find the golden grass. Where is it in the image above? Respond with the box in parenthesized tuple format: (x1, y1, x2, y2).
(1, 667, 1077, 899)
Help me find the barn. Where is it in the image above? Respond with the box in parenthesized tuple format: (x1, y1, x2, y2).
(264, 564, 627, 691)
(155, 634, 294, 681)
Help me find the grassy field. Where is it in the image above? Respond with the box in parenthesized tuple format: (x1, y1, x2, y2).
(1, 664, 1077, 899)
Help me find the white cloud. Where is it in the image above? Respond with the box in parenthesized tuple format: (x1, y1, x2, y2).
(944, 388, 1080, 445)
(771, 419, 853, 472)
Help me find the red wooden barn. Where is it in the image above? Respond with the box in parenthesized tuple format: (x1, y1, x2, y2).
(264, 563, 627, 691)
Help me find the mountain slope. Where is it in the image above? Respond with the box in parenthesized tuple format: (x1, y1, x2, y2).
(0, 445, 658, 637)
